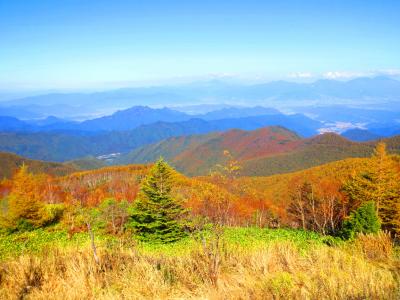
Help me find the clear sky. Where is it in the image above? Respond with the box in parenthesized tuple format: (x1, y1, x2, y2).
(1, 0, 399, 90)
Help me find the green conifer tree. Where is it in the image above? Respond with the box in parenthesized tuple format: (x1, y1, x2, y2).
(340, 201, 381, 240)
(128, 158, 187, 243)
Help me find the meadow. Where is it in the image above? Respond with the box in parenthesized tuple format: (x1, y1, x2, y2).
(0, 227, 399, 299)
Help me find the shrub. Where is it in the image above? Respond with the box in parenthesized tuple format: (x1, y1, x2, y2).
(340, 201, 381, 240)
(42, 204, 65, 226)
(98, 198, 129, 234)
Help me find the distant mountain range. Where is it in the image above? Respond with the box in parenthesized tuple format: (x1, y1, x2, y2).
(116, 126, 400, 176)
(0, 76, 399, 169)
(1, 76, 400, 119)
(0, 105, 301, 132)
(2, 102, 399, 136)
(1, 101, 400, 163)
(0, 111, 322, 161)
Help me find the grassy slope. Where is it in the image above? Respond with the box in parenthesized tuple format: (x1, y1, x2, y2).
(0, 227, 398, 299)
(0, 226, 325, 260)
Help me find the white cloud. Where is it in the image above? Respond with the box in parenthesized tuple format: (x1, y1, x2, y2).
(378, 69, 400, 76)
(322, 69, 400, 80)
(318, 122, 367, 134)
(288, 72, 314, 79)
(322, 71, 371, 79)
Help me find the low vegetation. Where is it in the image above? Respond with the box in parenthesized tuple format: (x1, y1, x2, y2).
(0, 228, 398, 299)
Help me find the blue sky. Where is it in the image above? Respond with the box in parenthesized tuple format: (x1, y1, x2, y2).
(1, 0, 399, 90)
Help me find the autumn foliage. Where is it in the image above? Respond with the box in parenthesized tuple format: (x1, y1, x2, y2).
(0, 143, 399, 240)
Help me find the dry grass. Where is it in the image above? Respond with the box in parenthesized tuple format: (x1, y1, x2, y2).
(354, 231, 394, 261)
(0, 238, 399, 300)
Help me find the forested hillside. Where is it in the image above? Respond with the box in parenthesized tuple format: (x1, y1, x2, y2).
(241, 133, 377, 176)
(0, 152, 78, 179)
(119, 126, 400, 176)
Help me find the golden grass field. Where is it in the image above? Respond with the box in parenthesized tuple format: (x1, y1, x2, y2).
(0, 229, 398, 300)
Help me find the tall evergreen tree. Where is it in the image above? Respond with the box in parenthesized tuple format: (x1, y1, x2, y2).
(128, 158, 187, 242)
(343, 143, 400, 233)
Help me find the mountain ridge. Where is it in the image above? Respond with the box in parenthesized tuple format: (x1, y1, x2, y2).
(0, 113, 321, 161)
(117, 126, 400, 176)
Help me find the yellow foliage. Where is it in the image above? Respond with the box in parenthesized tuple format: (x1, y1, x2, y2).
(4, 165, 48, 228)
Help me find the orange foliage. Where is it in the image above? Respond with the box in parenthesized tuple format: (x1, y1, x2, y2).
(0, 157, 382, 229)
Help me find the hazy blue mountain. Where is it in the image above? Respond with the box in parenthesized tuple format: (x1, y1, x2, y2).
(0, 105, 298, 133)
(73, 105, 286, 131)
(0, 103, 95, 120)
(77, 106, 191, 131)
(369, 126, 400, 137)
(0, 106, 192, 132)
(341, 128, 382, 142)
(171, 104, 236, 114)
(32, 106, 192, 132)
(296, 105, 400, 124)
(26, 116, 71, 126)
(0, 89, 190, 110)
(0, 106, 43, 119)
(1, 103, 398, 138)
(0, 116, 31, 131)
(200, 106, 280, 120)
(2, 77, 400, 119)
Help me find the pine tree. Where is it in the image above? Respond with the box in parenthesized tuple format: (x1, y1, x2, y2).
(343, 143, 400, 233)
(128, 158, 187, 243)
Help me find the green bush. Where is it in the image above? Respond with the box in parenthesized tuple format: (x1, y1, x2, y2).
(340, 201, 381, 240)
(15, 218, 35, 232)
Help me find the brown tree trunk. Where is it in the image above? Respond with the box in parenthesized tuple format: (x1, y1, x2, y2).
(86, 221, 100, 264)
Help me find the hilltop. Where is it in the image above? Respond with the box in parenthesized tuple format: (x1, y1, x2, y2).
(118, 127, 400, 176)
